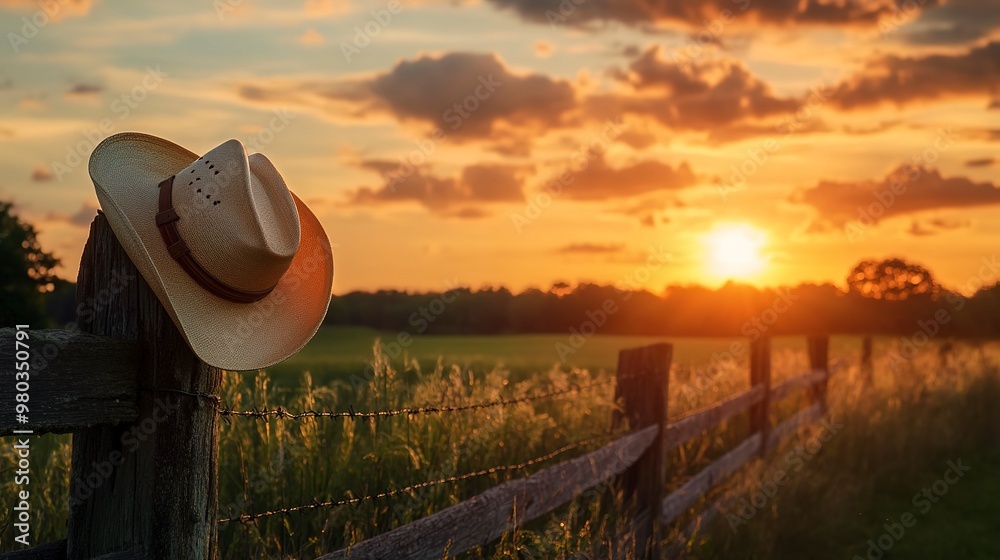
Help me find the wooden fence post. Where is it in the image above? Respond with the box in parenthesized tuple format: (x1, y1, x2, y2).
(66, 213, 222, 560)
(860, 335, 873, 385)
(612, 343, 671, 560)
(749, 336, 771, 456)
(807, 336, 830, 415)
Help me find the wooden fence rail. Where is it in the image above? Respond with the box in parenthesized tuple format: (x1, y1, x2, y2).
(1, 216, 836, 560)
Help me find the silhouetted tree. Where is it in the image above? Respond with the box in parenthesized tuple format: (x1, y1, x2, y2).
(847, 258, 938, 300)
(0, 201, 59, 326)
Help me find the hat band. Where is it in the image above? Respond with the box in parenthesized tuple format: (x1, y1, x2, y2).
(155, 175, 276, 303)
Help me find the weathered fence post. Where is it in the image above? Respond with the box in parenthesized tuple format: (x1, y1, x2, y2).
(66, 213, 222, 560)
(807, 336, 830, 415)
(749, 336, 771, 456)
(613, 343, 671, 559)
(860, 335, 873, 385)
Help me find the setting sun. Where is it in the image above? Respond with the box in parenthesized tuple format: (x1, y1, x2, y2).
(704, 224, 767, 280)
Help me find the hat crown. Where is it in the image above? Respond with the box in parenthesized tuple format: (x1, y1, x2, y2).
(172, 140, 300, 293)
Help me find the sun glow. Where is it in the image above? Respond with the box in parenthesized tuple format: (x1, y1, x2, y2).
(704, 224, 768, 280)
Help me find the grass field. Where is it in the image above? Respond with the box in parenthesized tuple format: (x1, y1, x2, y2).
(1, 330, 998, 559)
(271, 326, 868, 386)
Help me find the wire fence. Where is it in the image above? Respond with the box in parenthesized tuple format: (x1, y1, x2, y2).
(214, 376, 615, 421)
(213, 370, 629, 527)
(219, 433, 612, 524)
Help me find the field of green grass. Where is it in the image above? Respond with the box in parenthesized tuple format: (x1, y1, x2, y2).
(1, 330, 998, 559)
(271, 326, 866, 386)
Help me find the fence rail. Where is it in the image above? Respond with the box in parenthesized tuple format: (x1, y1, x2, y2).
(1, 215, 837, 560)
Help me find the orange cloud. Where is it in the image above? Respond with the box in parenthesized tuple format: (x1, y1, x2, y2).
(348, 160, 528, 215)
(487, 0, 905, 28)
(797, 164, 1000, 224)
(830, 41, 1000, 109)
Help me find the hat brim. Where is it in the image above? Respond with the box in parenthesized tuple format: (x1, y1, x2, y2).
(90, 132, 334, 371)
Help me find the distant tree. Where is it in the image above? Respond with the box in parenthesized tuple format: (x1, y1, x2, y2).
(0, 201, 60, 326)
(846, 258, 938, 300)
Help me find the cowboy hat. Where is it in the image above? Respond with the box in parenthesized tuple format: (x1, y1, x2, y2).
(89, 132, 334, 371)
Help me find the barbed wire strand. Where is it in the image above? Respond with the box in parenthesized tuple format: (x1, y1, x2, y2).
(216, 377, 617, 421)
(218, 433, 610, 524)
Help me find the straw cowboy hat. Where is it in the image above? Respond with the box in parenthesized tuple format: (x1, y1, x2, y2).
(89, 132, 334, 371)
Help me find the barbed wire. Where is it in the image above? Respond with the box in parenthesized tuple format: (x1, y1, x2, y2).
(215, 376, 617, 421)
(218, 433, 611, 524)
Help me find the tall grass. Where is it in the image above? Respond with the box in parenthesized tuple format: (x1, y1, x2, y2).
(1, 338, 997, 559)
(676, 340, 1000, 559)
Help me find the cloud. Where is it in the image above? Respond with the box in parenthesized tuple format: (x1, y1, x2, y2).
(31, 166, 53, 182)
(348, 160, 527, 214)
(534, 41, 554, 57)
(45, 202, 98, 227)
(559, 153, 697, 200)
(0, 0, 93, 20)
(596, 47, 801, 139)
(796, 164, 1000, 223)
(299, 29, 324, 45)
(830, 41, 1000, 109)
(906, 218, 972, 236)
(557, 243, 625, 254)
(965, 157, 995, 167)
(487, 0, 901, 28)
(66, 83, 102, 96)
(238, 52, 577, 140)
(900, 0, 1000, 45)
(906, 220, 934, 236)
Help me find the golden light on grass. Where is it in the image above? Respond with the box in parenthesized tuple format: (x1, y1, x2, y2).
(704, 224, 768, 281)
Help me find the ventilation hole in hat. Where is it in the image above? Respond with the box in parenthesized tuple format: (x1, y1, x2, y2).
(214, 201, 221, 206)
(206, 160, 210, 163)
(196, 177, 200, 181)
(197, 189, 202, 193)
(206, 195, 211, 199)
(214, 171, 219, 175)
(189, 181, 193, 186)
(209, 165, 214, 169)
(190, 169, 195, 173)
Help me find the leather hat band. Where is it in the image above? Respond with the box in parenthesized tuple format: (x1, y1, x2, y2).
(156, 175, 276, 303)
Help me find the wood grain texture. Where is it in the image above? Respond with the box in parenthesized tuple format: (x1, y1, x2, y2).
(748, 337, 771, 457)
(320, 425, 659, 560)
(612, 343, 671, 559)
(65, 214, 222, 560)
(660, 432, 762, 526)
(769, 369, 827, 402)
(663, 384, 765, 453)
(807, 336, 830, 414)
(0, 330, 137, 436)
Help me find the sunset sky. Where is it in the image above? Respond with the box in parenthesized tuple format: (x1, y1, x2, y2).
(1, 0, 998, 295)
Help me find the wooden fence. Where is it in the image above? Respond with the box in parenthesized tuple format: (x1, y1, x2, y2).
(1, 215, 833, 560)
